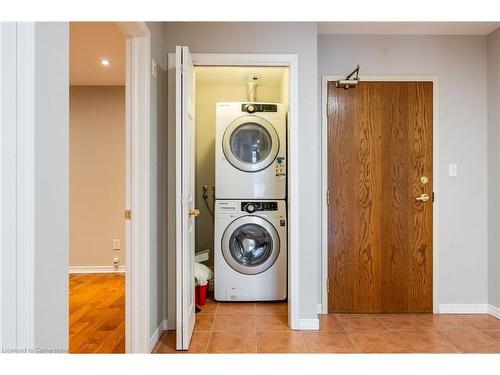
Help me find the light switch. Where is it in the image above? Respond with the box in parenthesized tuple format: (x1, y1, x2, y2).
(113, 239, 120, 250)
(448, 163, 458, 177)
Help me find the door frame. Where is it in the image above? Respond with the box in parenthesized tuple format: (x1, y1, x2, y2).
(116, 22, 151, 352)
(1, 21, 152, 353)
(0, 22, 36, 349)
(167, 53, 300, 330)
(320, 75, 440, 314)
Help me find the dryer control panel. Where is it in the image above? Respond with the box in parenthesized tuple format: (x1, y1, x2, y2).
(241, 201, 278, 213)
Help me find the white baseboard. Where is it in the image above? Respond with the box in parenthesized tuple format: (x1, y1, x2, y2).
(149, 321, 165, 353)
(438, 304, 488, 314)
(298, 318, 319, 330)
(69, 265, 126, 274)
(317, 304, 325, 314)
(488, 304, 500, 319)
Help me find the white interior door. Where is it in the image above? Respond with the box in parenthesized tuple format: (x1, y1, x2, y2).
(175, 45, 196, 350)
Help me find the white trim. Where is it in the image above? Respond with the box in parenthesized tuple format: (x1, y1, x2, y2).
(439, 304, 488, 314)
(16, 23, 35, 350)
(298, 319, 319, 330)
(148, 321, 163, 353)
(1, 23, 21, 349)
(320, 75, 439, 314)
(317, 304, 323, 314)
(487, 305, 500, 319)
(119, 22, 151, 354)
(166, 53, 177, 334)
(166, 53, 300, 331)
(147, 319, 169, 353)
(68, 266, 126, 274)
(0, 22, 36, 350)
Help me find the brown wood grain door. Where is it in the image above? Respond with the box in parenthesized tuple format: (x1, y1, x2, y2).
(327, 81, 433, 313)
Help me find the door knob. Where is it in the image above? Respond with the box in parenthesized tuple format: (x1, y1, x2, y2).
(416, 193, 430, 202)
(188, 208, 201, 217)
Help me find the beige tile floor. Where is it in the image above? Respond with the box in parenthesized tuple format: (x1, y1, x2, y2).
(153, 299, 500, 354)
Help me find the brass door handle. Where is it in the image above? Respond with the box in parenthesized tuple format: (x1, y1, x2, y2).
(416, 193, 430, 202)
(188, 208, 200, 217)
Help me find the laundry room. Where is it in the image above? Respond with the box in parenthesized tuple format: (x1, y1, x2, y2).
(192, 65, 290, 316)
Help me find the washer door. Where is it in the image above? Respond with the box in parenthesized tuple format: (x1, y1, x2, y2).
(221, 216, 280, 275)
(222, 116, 279, 172)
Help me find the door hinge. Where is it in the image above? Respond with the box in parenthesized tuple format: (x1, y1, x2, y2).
(125, 210, 132, 220)
(326, 189, 330, 205)
(326, 278, 330, 295)
(432, 192, 435, 203)
(326, 100, 330, 118)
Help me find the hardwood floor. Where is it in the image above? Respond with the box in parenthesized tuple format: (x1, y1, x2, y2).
(69, 273, 125, 354)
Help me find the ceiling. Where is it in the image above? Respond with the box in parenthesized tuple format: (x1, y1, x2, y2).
(318, 22, 500, 35)
(70, 22, 125, 86)
(195, 66, 287, 87)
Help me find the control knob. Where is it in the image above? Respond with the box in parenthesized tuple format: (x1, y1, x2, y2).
(245, 203, 256, 213)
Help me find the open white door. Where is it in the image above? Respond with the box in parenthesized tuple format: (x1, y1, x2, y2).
(175, 46, 196, 350)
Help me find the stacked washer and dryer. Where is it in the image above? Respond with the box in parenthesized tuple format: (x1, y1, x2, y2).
(214, 102, 287, 301)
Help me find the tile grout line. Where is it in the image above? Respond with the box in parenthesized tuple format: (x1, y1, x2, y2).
(205, 303, 218, 353)
(335, 316, 363, 353)
(373, 315, 419, 353)
(373, 314, 392, 330)
(301, 331, 311, 353)
(432, 330, 464, 353)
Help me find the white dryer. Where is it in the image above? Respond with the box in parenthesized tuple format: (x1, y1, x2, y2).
(216, 102, 287, 199)
(214, 200, 287, 301)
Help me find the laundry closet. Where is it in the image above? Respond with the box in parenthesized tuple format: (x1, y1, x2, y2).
(193, 66, 290, 303)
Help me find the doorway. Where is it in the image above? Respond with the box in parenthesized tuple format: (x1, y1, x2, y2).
(322, 77, 439, 314)
(68, 21, 153, 353)
(68, 22, 127, 353)
(166, 50, 301, 351)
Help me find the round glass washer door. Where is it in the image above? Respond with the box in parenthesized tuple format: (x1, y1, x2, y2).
(221, 216, 280, 275)
(222, 116, 279, 172)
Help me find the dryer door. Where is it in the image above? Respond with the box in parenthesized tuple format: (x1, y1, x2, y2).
(221, 216, 280, 275)
(222, 116, 279, 172)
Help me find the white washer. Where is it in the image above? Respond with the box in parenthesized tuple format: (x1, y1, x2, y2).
(216, 102, 287, 200)
(214, 200, 287, 301)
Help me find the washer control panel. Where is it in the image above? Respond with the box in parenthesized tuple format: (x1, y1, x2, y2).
(241, 201, 278, 213)
(241, 103, 278, 113)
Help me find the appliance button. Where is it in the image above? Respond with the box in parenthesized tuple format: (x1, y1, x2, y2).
(247, 105, 256, 113)
(246, 203, 256, 213)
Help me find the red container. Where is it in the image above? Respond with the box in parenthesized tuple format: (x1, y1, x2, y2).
(195, 282, 208, 307)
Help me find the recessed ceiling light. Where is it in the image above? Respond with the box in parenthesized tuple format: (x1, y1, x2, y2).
(100, 58, 110, 66)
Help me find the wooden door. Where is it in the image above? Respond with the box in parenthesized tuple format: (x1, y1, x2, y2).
(327, 81, 433, 313)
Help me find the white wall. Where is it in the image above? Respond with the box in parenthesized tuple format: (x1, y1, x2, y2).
(69, 86, 126, 269)
(488, 27, 500, 310)
(163, 22, 319, 320)
(318, 34, 489, 308)
(34, 22, 69, 350)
